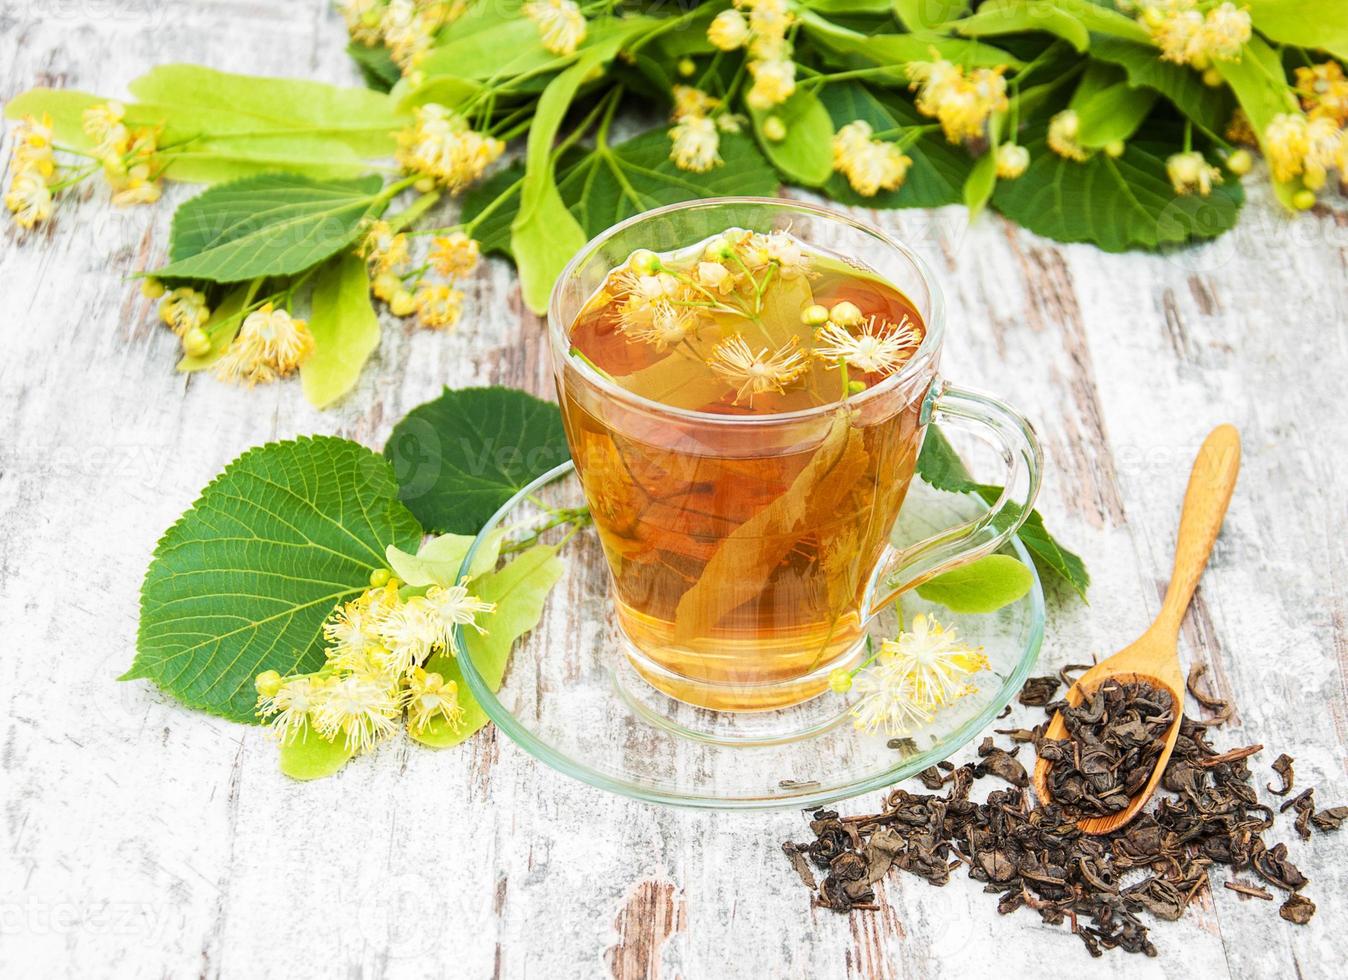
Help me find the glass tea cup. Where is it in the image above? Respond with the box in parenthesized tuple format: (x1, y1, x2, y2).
(548, 198, 1041, 712)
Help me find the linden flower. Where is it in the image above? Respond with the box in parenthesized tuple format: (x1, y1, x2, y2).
(880, 613, 988, 709)
(1047, 110, 1089, 162)
(1302, 116, 1343, 189)
(414, 282, 465, 329)
(696, 260, 737, 295)
(525, 0, 587, 56)
(1166, 151, 1222, 196)
(429, 231, 480, 279)
(849, 658, 935, 737)
(82, 100, 130, 163)
(1199, 2, 1252, 61)
(746, 58, 796, 111)
(213, 303, 314, 386)
(158, 287, 210, 336)
(670, 115, 722, 173)
(1264, 113, 1310, 182)
(361, 220, 410, 274)
(832, 120, 912, 197)
(324, 584, 398, 667)
(1297, 61, 1348, 125)
(404, 667, 465, 732)
(312, 673, 402, 753)
(12, 113, 55, 178)
(381, 0, 443, 71)
(906, 54, 1008, 143)
(995, 142, 1030, 179)
(397, 103, 505, 192)
(672, 85, 720, 121)
(814, 314, 919, 376)
(5, 169, 53, 229)
(374, 595, 442, 675)
(257, 674, 330, 744)
(621, 303, 697, 350)
(615, 270, 684, 331)
(708, 334, 809, 405)
(424, 582, 496, 651)
(763, 231, 811, 279)
(707, 8, 749, 51)
(747, 0, 793, 50)
(339, 0, 385, 46)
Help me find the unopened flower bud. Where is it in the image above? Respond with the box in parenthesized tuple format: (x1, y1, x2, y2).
(761, 115, 787, 142)
(628, 248, 662, 275)
(801, 304, 830, 327)
(1202, 68, 1223, 88)
(829, 301, 863, 327)
(1103, 140, 1125, 158)
(677, 58, 696, 78)
(182, 327, 211, 358)
(140, 277, 165, 299)
(846, 379, 867, 395)
(255, 670, 283, 699)
(390, 290, 416, 316)
(1225, 149, 1253, 176)
(1292, 189, 1317, 210)
(369, 568, 391, 587)
(829, 669, 853, 693)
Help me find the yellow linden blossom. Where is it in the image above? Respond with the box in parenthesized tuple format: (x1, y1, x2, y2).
(1297, 61, 1348, 126)
(1047, 110, 1089, 161)
(708, 334, 809, 405)
(670, 115, 722, 172)
(1264, 112, 1310, 182)
(746, 58, 796, 110)
(339, 0, 385, 45)
(213, 303, 315, 386)
(672, 85, 720, 121)
(323, 583, 400, 669)
(5, 170, 54, 229)
(849, 659, 934, 737)
(312, 673, 402, 752)
(814, 314, 919, 376)
(12, 113, 55, 179)
(256, 673, 331, 744)
(761, 230, 811, 279)
(158, 287, 210, 336)
(424, 581, 496, 651)
(525, 0, 587, 56)
(624, 302, 698, 350)
(397, 103, 505, 192)
(707, 8, 749, 51)
(414, 282, 465, 329)
(82, 100, 130, 164)
(374, 594, 442, 675)
(429, 231, 480, 278)
(995, 143, 1030, 179)
(880, 613, 988, 709)
(831, 120, 913, 197)
(404, 668, 465, 732)
(1143, 0, 1250, 68)
(906, 53, 1008, 143)
(746, 0, 793, 57)
(1166, 151, 1222, 195)
(361, 220, 410, 274)
(1302, 116, 1343, 190)
(380, 0, 443, 74)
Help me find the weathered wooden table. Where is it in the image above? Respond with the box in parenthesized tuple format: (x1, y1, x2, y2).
(2, 3, 1345, 977)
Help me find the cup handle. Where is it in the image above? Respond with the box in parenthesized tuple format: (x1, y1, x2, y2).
(863, 378, 1043, 619)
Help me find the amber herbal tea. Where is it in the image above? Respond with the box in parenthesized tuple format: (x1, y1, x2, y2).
(557, 228, 932, 710)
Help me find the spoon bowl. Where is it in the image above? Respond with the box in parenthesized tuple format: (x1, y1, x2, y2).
(1032, 425, 1241, 835)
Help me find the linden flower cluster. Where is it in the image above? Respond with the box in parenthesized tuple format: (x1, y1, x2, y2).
(215, 303, 316, 386)
(831, 120, 912, 197)
(668, 85, 730, 173)
(1138, 0, 1251, 70)
(707, 0, 798, 111)
(524, 0, 587, 56)
(1296, 62, 1348, 127)
(255, 574, 495, 752)
(363, 218, 482, 329)
(5, 102, 163, 230)
(1262, 111, 1348, 193)
(831, 614, 989, 737)
(905, 51, 1009, 144)
(396, 102, 505, 192)
(339, 0, 466, 82)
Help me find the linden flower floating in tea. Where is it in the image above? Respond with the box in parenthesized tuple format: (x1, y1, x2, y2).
(574, 231, 924, 411)
(831, 614, 989, 737)
(255, 572, 495, 753)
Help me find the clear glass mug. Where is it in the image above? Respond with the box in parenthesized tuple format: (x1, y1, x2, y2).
(548, 198, 1041, 712)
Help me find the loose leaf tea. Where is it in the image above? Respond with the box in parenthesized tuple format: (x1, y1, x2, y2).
(1038, 680, 1176, 819)
(786, 684, 1339, 958)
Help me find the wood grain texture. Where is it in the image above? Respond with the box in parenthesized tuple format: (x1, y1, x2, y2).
(2, 4, 1346, 979)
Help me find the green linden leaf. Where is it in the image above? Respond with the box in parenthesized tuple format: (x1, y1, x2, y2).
(155, 173, 387, 282)
(385, 529, 506, 587)
(347, 42, 402, 93)
(1244, 0, 1348, 62)
(1068, 66, 1159, 149)
(461, 129, 779, 260)
(991, 131, 1243, 252)
(818, 82, 973, 209)
(124, 436, 423, 723)
(278, 720, 356, 780)
(1089, 37, 1234, 137)
(952, 5, 1090, 53)
(799, 9, 1023, 71)
(892, 0, 969, 30)
(917, 425, 1089, 599)
(1215, 35, 1302, 209)
(917, 554, 1035, 613)
(410, 544, 565, 749)
(750, 89, 835, 187)
(301, 253, 383, 409)
(384, 386, 571, 534)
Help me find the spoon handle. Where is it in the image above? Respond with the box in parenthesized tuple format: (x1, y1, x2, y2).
(1156, 424, 1241, 636)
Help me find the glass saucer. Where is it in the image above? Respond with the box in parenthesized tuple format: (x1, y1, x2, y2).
(454, 462, 1044, 810)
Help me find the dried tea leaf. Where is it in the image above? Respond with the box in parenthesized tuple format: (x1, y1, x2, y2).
(1266, 752, 1294, 796)
(1279, 893, 1316, 925)
(1018, 675, 1061, 706)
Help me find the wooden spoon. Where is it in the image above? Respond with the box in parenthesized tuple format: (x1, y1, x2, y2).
(1032, 424, 1241, 835)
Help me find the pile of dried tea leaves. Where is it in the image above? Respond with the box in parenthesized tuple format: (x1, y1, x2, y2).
(784, 668, 1344, 958)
